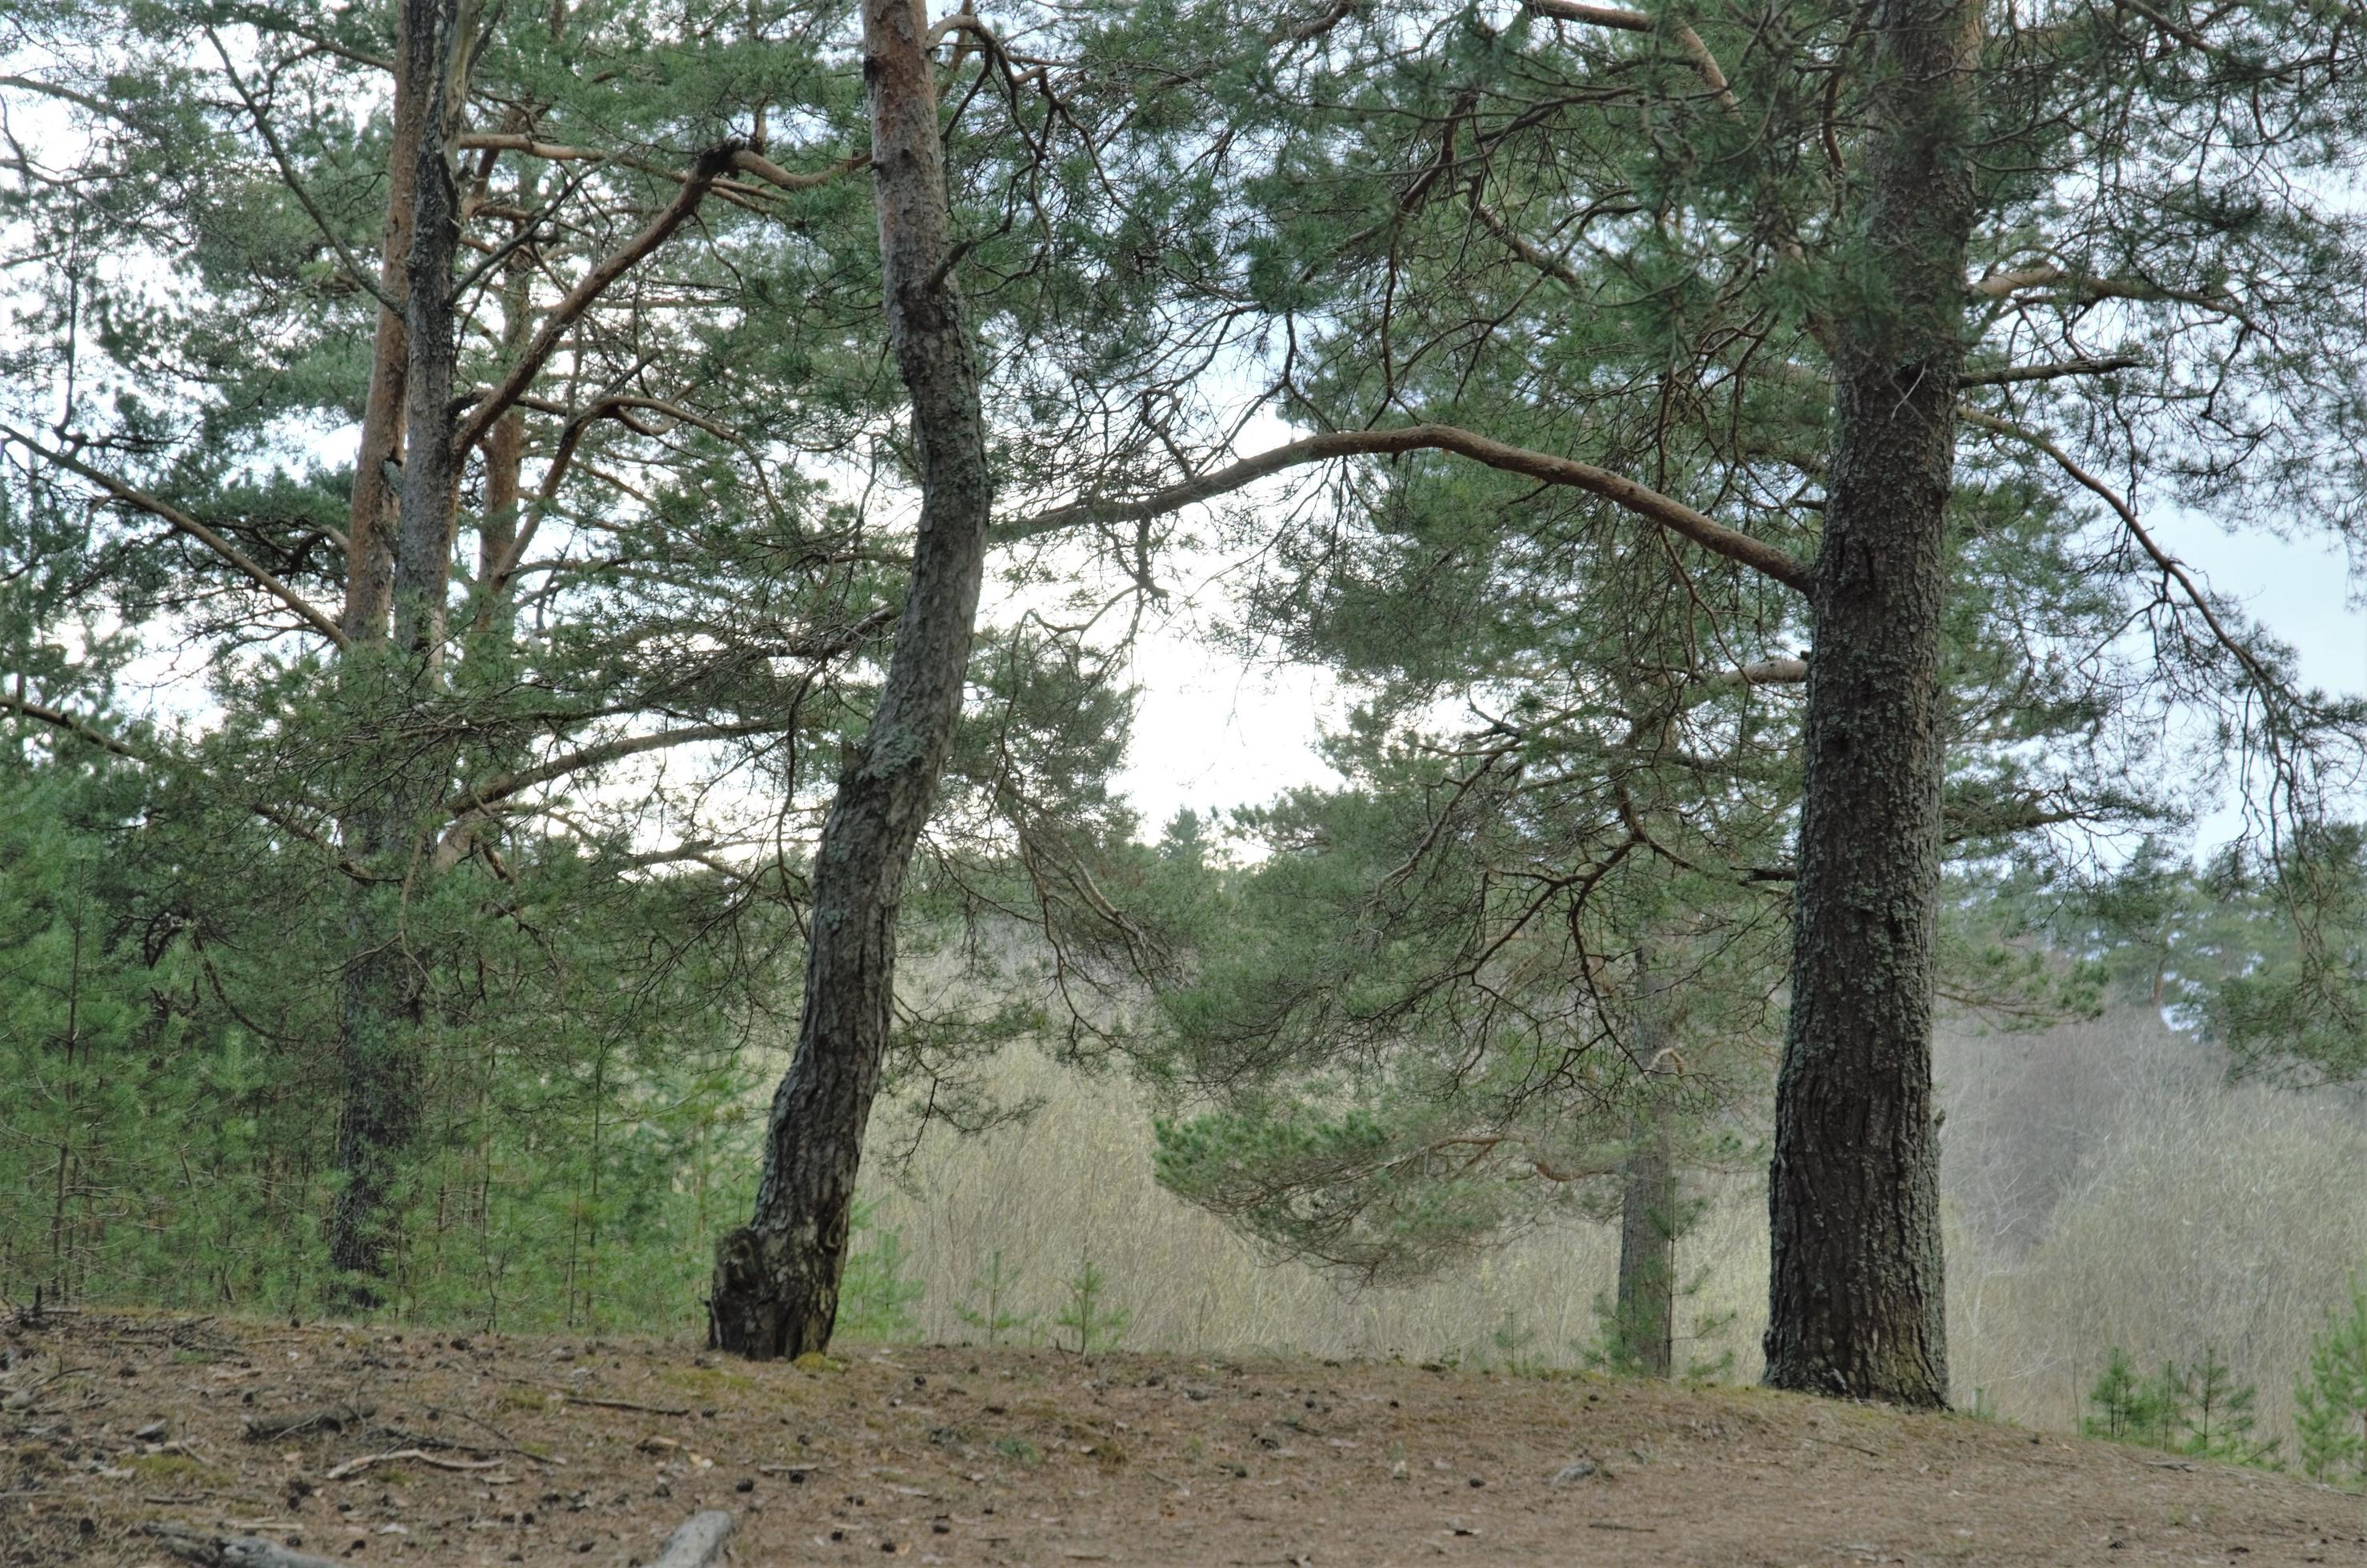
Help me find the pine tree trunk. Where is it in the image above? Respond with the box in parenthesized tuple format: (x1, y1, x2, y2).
(1762, 0, 1981, 1407)
(326, 0, 470, 1300)
(708, 0, 991, 1359)
(1615, 1110, 1676, 1378)
(339, 0, 434, 643)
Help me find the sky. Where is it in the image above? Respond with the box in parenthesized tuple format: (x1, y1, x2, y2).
(1107, 498, 2367, 854)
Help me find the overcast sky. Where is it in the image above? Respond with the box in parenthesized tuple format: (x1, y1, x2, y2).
(1110, 502, 2367, 854)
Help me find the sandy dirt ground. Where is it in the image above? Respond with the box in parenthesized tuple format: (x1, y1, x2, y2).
(4, 1309, 2364, 1566)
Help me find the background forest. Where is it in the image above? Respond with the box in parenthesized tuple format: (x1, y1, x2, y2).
(7, 0, 2367, 1493)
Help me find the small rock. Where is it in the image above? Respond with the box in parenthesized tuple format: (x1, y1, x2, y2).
(1551, 1458, 1599, 1484)
(133, 1419, 168, 1440)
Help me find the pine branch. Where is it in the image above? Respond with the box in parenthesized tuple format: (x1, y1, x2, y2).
(1008, 423, 1813, 594)
(0, 693, 142, 758)
(0, 425, 350, 647)
(452, 142, 744, 455)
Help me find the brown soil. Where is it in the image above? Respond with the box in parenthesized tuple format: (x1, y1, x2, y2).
(3, 1310, 2362, 1566)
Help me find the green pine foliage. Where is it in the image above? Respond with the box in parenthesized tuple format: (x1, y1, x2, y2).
(2295, 1273, 2367, 1489)
(954, 1250, 1038, 1346)
(2082, 1346, 2280, 1467)
(836, 1204, 927, 1344)
(1054, 1253, 1129, 1356)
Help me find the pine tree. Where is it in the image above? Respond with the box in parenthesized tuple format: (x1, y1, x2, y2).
(2296, 1274, 2367, 1489)
(1042, 0, 2367, 1402)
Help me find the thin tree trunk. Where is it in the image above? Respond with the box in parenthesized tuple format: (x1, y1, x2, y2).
(326, 0, 471, 1298)
(709, 0, 992, 1359)
(1763, 0, 1981, 1407)
(1615, 1108, 1676, 1378)
(1613, 941, 1676, 1378)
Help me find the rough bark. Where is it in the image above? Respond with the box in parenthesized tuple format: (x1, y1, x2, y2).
(326, 0, 471, 1296)
(1763, 0, 1981, 1407)
(709, 0, 992, 1359)
(1614, 1109, 1676, 1378)
(338, 0, 436, 642)
(387, 6, 468, 670)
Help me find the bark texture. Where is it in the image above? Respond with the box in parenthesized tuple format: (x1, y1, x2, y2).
(1615, 1110, 1676, 1378)
(326, 0, 471, 1294)
(1763, 0, 1981, 1407)
(338, 0, 434, 642)
(709, 0, 992, 1358)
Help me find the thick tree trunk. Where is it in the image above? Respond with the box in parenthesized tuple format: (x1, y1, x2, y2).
(1614, 1109, 1676, 1378)
(326, 0, 470, 1298)
(708, 0, 992, 1359)
(1763, 0, 1981, 1406)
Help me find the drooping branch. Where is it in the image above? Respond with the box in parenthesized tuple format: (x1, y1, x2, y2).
(0, 73, 125, 122)
(442, 608, 887, 815)
(1009, 424, 1813, 594)
(1, 694, 382, 880)
(0, 424, 351, 646)
(1958, 406, 2281, 697)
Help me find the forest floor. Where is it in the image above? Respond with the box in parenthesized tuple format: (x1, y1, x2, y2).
(4, 1309, 2364, 1566)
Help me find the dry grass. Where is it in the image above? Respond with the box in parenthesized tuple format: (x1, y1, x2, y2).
(858, 1006, 2367, 1457)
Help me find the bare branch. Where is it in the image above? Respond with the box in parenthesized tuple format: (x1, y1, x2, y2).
(0, 692, 141, 757)
(445, 719, 786, 817)
(1957, 354, 2145, 386)
(1959, 406, 2279, 694)
(443, 610, 886, 817)
(0, 73, 118, 121)
(452, 142, 742, 455)
(1523, 0, 1737, 109)
(729, 147, 869, 192)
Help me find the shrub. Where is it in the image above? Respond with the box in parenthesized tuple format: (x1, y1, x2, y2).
(2295, 1271, 2367, 1488)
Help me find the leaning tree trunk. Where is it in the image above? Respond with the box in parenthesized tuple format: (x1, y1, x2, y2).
(708, 0, 993, 1358)
(1762, 0, 1980, 1407)
(1614, 1106, 1676, 1378)
(326, 0, 471, 1298)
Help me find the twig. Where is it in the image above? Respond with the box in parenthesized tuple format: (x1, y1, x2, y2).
(494, 1376, 690, 1416)
(323, 1447, 502, 1480)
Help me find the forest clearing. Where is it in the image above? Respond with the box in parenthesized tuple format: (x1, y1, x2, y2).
(14, 0, 2367, 1561)
(7, 1309, 2366, 1567)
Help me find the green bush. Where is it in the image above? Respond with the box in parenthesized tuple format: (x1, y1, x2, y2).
(2083, 1346, 2278, 1466)
(837, 1202, 926, 1342)
(1054, 1252, 1129, 1355)
(2295, 1271, 2367, 1488)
